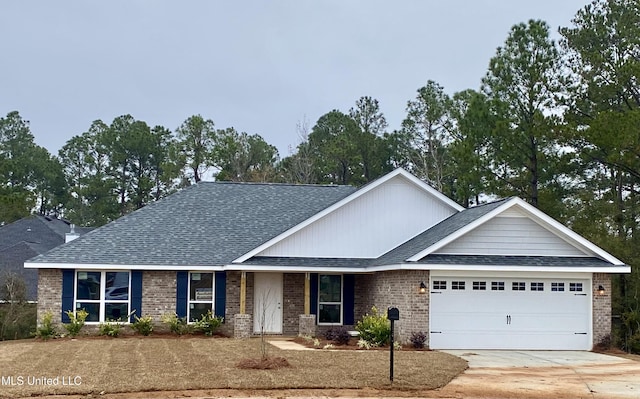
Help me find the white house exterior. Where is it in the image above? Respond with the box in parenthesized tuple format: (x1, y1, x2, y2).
(26, 168, 629, 350)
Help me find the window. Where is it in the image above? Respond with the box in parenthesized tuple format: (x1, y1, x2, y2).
(433, 280, 447, 290)
(189, 272, 214, 322)
(569, 282, 583, 292)
(451, 281, 465, 290)
(491, 282, 505, 291)
(318, 275, 342, 324)
(472, 281, 486, 290)
(530, 282, 544, 291)
(512, 282, 526, 291)
(75, 271, 130, 322)
(551, 282, 565, 292)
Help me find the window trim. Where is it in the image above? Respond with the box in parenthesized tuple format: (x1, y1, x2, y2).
(187, 272, 215, 323)
(74, 270, 131, 324)
(317, 274, 343, 325)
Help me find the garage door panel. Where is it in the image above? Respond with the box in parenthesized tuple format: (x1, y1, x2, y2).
(429, 277, 591, 350)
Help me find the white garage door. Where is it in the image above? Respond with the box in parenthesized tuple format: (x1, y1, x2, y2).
(429, 276, 591, 350)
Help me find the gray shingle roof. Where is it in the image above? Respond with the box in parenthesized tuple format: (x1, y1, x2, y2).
(29, 182, 357, 266)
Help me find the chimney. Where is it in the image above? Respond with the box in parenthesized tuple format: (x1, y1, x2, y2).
(65, 224, 80, 243)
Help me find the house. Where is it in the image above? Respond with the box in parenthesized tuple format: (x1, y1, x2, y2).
(25, 169, 630, 350)
(1, 215, 90, 301)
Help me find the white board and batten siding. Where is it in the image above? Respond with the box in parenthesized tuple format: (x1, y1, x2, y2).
(435, 213, 588, 257)
(258, 175, 457, 258)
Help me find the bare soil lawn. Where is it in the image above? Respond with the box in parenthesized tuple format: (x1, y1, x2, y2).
(0, 336, 467, 398)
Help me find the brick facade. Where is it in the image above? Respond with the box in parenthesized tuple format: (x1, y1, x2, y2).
(592, 273, 612, 347)
(354, 270, 430, 345)
(141, 270, 176, 322)
(35, 268, 615, 349)
(37, 269, 62, 325)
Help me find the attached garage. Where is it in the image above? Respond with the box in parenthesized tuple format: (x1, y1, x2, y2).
(429, 272, 592, 350)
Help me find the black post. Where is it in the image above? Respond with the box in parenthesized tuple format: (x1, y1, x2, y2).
(390, 318, 394, 382)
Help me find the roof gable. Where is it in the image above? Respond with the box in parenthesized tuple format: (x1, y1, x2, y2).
(406, 198, 625, 265)
(234, 169, 463, 261)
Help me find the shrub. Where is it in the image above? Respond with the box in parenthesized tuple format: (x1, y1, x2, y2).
(63, 309, 88, 337)
(99, 321, 123, 337)
(325, 326, 351, 345)
(131, 315, 154, 336)
(161, 312, 189, 335)
(410, 331, 427, 349)
(356, 306, 390, 347)
(35, 311, 57, 340)
(192, 311, 223, 336)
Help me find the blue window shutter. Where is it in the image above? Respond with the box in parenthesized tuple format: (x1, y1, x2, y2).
(176, 271, 188, 318)
(130, 271, 143, 322)
(61, 269, 75, 323)
(310, 273, 318, 316)
(214, 271, 226, 320)
(343, 274, 355, 325)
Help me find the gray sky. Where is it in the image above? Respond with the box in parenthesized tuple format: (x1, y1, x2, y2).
(2, 0, 590, 158)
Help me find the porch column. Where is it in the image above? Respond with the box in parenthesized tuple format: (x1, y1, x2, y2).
(240, 271, 246, 314)
(304, 272, 310, 315)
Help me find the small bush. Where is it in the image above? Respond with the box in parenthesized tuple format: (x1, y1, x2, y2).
(356, 306, 390, 347)
(161, 312, 189, 335)
(410, 331, 427, 349)
(99, 321, 123, 337)
(35, 311, 57, 340)
(131, 315, 154, 336)
(63, 309, 88, 337)
(192, 310, 223, 336)
(325, 326, 351, 345)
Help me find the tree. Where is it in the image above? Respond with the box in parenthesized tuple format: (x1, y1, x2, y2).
(214, 128, 279, 182)
(560, 0, 640, 351)
(0, 272, 34, 340)
(278, 118, 316, 184)
(349, 96, 392, 181)
(175, 115, 217, 184)
(308, 110, 362, 185)
(0, 111, 63, 224)
(400, 81, 454, 190)
(481, 20, 568, 210)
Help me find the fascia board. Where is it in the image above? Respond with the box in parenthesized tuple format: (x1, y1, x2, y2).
(24, 262, 225, 271)
(406, 198, 519, 261)
(365, 263, 631, 274)
(233, 168, 463, 263)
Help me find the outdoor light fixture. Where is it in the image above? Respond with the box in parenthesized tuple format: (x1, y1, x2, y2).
(598, 285, 606, 296)
(419, 281, 427, 294)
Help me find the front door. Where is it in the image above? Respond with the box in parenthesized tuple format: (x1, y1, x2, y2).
(253, 272, 283, 334)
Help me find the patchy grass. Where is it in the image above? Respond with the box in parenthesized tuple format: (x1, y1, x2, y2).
(0, 337, 466, 398)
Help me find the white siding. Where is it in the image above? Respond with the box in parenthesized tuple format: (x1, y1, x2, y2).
(435, 215, 588, 256)
(258, 175, 457, 258)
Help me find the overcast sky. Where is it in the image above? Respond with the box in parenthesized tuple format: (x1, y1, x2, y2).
(2, 0, 591, 158)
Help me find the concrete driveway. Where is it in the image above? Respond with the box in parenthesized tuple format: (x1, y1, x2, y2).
(438, 350, 640, 399)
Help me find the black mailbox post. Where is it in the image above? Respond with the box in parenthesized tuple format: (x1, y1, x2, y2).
(387, 307, 399, 382)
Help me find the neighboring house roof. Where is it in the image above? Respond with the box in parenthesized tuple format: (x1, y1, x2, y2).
(27, 182, 357, 267)
(0, 215, 90, 301)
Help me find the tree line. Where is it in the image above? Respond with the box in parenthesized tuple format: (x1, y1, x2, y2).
(1, 0, 639, 350)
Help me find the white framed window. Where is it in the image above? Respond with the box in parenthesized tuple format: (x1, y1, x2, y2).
(433, 280, 447, 290)
(318, 274, 342, 324)
(531, 282, 544, 291)
(512, 282, 526, 291)
(188, 272, 214, 322)
(491, 281, 505, 291)
(75, 271, 130, 323)
(552, 282, 565, 292)
(569, 282, 583, 292)
(472, 281, 486, 290)
(451, 281, 465, 290)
